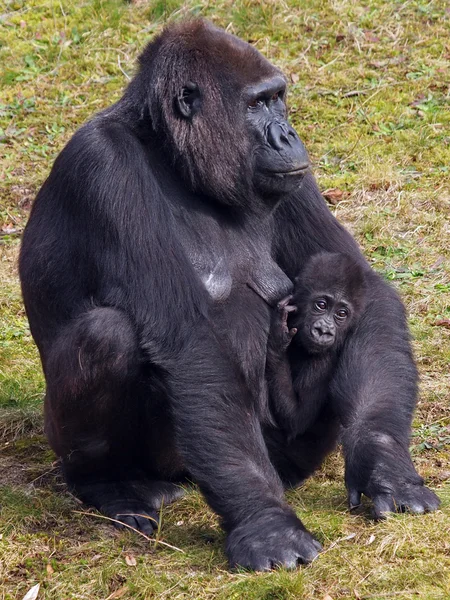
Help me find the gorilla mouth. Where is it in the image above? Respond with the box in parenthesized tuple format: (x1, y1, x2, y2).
(267, 165, 309, 177)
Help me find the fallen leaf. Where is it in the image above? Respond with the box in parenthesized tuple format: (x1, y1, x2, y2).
(367, 534, 376, 545)
(105, 587, 128, 600)
(435, 319, 450, 329)
(22, 584, 40, 600)
(322, 188, 344, 204)
(1, 225, 18, 234)
(291, 72, 299, 83)
(125, 553, 137, 567)
(323, 595, 334, 600)
(46, 563, 54, 575)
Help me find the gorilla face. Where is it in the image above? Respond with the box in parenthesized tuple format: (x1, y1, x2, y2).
(245, 75, 310, 197)
(289, 252, 368, 355)
(294, 293, 354, 354)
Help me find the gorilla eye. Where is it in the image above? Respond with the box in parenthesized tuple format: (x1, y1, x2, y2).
(271, 92, 279, 102)
(248, 98, 264, 109)
(314, 300, 327, 311)
(335, 308, 349, 320)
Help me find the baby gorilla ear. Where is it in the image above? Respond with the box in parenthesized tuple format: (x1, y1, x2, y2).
(175, 82, 202, 119)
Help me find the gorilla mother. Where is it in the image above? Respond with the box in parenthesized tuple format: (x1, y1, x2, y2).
(19, 20, 439, 570)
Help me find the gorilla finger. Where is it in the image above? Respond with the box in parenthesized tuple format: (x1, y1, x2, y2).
(373, 494, 396, 520)
(402, 501, 425, 514)
(296, 547, 319, 564)
(421, 487, 441, 512)
(285, 304, 297, 314)
(270, 554, 298, 570)
(348, 489, 362, 509)
(294, 538, 322, 563)
(114, 515, 141, 531)
(312, 539, 323, 552)
(400, 486, 440, 514)
(277, 295, 293, 310)
(134, 513, 159, 535)
(114, 511, 158, 535)
(233, 557, 271, 572)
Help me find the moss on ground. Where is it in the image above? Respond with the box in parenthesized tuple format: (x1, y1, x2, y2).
(0, 0, 449, 598)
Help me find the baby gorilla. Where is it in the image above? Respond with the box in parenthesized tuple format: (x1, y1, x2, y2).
(266, 252, 367, 441)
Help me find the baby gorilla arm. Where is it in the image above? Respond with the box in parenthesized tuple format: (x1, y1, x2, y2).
(266, 296, 299, 439)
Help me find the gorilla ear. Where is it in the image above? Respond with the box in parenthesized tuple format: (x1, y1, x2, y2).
(176, 82, 201, 119)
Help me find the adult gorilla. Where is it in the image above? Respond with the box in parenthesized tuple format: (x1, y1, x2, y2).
(19, 20, 439, 570)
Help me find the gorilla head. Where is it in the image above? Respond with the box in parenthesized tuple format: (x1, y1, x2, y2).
(291, 252, 367, 354)
(132, 19, 310, 206)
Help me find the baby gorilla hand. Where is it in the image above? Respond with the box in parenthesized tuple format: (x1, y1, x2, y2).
(270, 295, 298, 352)
(226, 507, 322, 571)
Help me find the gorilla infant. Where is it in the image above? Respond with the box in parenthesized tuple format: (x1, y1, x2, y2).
(266, 252, 367, 442)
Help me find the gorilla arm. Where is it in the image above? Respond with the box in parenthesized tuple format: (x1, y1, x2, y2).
(273, 171, 440, 516)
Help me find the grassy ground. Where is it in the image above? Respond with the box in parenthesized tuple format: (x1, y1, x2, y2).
(1, 0, 449, 598)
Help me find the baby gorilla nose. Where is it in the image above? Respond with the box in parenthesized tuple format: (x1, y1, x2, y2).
(311, 320, 335, 345)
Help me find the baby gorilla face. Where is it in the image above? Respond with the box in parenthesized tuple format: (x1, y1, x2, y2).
(293, 294, 352, 354)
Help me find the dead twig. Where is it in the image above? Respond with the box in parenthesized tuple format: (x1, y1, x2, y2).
(73, 510, 185, 553)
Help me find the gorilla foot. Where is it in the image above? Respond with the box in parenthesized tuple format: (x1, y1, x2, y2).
(226, 507, 321, 571)
(72, 479, 185, 534)
(347, 483, 440, 520)
(102, 500, 160, 535)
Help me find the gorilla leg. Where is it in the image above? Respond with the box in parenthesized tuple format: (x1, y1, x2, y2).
(266, 410, 340, 488)
(44, 307, 183, 533)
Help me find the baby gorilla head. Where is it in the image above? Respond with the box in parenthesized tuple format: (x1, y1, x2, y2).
(291, 252, 367, 354)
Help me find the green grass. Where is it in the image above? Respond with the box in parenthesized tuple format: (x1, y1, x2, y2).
(1, 0, 449, 598)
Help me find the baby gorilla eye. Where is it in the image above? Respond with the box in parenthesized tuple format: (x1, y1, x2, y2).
(314, 300, 327, 311)
(271, 92, 279, 101)
(335, 308, 349, 320)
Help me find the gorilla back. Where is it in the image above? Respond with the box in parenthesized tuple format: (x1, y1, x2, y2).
(20, 19, 438, 571)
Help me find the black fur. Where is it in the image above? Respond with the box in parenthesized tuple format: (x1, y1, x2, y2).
(270, 176, 440, 517)
(266, 252, 367, 443)
(19, 19, 439, 571)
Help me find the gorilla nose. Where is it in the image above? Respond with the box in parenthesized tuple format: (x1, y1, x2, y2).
(268, 122, 297, 151)
(312, 322, 335, 344)
(267, 122, 310, 171)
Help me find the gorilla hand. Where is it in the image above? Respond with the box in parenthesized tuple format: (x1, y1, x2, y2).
(346, 442, 440, 519)
(226, 507, 321, 571)
(270, 296, 298, 353)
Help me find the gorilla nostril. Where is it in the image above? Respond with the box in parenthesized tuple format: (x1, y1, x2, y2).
(288, 130, 296, 139)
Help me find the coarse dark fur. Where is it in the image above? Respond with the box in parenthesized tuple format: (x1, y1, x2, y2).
(266, 252, 367, 444)
(19, 19, 439, 571)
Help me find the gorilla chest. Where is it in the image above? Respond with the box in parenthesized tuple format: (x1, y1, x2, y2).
(175, 210, 292, 306)
(176, 211, 293, 396)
